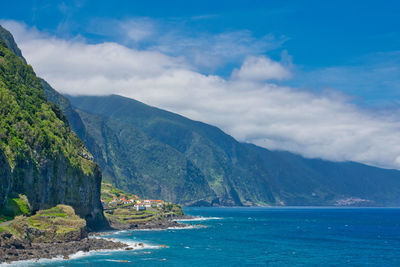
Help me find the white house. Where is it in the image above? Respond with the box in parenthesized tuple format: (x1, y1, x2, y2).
(135, 203, 146, 211)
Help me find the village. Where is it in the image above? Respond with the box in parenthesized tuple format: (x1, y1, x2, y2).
(101, 196, 165, 211)
(99, 182, 184, 228)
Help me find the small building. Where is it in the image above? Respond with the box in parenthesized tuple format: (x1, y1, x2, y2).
(143, 199, 164, 207)
(135, 203, 146, 211)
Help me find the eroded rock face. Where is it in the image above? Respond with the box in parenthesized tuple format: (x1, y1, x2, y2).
(0, 150, 11, 208)
(10, 154, 105, 230)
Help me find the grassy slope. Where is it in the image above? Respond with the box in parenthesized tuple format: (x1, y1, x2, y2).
(0, 205, 86, 242)
(0, 195, 30, 223)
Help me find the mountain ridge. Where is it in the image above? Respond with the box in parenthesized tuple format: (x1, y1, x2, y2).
(59, 94, 400, 207)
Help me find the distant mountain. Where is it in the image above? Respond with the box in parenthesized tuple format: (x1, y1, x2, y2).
(43, 88, 216, 206)
(0, 25, 106, 230)
(26, 22, 400, 207)
(48, 94, 398, 207)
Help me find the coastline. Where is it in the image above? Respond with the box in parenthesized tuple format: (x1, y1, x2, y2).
(0, 235, 127, 264)
(0, 216, 195, 264)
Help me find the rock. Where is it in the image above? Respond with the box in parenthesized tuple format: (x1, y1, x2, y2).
(0, 237, 128, 263)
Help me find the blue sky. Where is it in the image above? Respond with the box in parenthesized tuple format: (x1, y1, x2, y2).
(1, 0, 400, 105)
(1, 0, 400, 169)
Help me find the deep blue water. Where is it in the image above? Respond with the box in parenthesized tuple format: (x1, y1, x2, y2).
(9, 207, 400, 266)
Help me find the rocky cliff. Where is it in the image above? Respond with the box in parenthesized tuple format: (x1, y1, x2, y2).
(0, 150, 11, 208)
(0, 26, 106, 230)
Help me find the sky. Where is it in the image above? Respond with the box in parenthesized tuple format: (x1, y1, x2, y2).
(1, 0, 400, 169)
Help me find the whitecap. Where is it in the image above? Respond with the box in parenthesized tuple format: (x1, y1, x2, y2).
(0, 238, 160, 266)
(0, 256, 65, 267)
(167, 225, 204, 230)
(173, 216, 222, 222)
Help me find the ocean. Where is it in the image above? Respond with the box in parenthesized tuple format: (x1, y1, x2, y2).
(4, 207, 400, 266)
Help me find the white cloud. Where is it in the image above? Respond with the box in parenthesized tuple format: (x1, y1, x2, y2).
(86, 17, 286, 72)
(232, 56, 291, 81)
(119, 18, 158, 43)
(3, 20, 400, 170)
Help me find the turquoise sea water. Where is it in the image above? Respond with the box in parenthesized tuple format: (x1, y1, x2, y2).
(7, 207, 400, 266)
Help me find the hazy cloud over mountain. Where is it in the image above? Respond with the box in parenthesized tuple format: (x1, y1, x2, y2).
(3, 20, 400, 170)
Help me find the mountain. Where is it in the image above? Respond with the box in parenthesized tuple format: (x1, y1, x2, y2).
(22, 28, 400, 207)
(0, 25, 26, 64)
(52, 94, 399, 207)
(42, 87, 216, 205)
(0, 26, 106, 229)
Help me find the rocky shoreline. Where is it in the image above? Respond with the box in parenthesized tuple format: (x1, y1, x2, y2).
(106, 215, 195, 231)
(0, 216, 196, 264)
(0, 233, 128, 264)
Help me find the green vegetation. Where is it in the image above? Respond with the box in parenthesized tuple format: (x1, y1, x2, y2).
(101, 183, 183, 227)
(26, 25, 400, 207)
(105, 204, 183, 226)
(0, 25, 105, 230)
(0, 205, 86, 242)
(101, 182, 137, 203)
(0, 195, 30, 223)
(65, 95, 400, 207)
(0, 36, 95, 175)
(0, 44, 95, 173)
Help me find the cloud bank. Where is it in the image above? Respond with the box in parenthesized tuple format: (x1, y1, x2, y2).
(3, 20, 400, 169)
(86, 17, 286, 72)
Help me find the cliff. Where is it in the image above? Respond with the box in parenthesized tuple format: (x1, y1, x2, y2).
(0, 26, 106, 230)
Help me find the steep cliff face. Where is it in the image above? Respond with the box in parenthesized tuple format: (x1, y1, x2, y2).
(10, 151, 104, 228)
(0, 26, 105, 229)
(0, 150, 11, 208)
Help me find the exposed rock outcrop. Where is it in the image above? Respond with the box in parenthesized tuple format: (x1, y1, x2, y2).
(0, 150, 11, 208)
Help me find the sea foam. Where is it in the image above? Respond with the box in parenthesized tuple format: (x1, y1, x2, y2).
(1, 237, 159, 266)
(174, 216, 222, 222)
